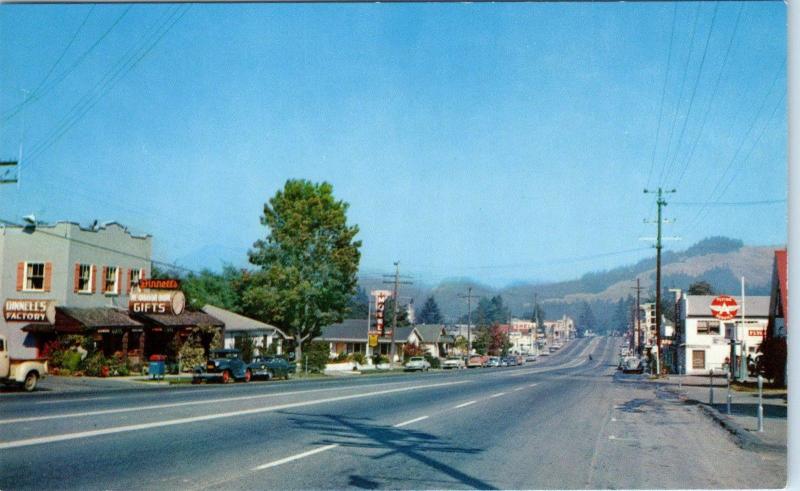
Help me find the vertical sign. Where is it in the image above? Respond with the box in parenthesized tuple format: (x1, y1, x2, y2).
(371, 290, 392, 336)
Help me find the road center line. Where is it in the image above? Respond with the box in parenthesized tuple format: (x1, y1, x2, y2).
(37, 396, 115, 405)
(393, 415, 429, 428)
(489, 392, 506, 398)
(0, 379, 425, 425)
(252, 444, 339, 471)
(529, 383, 539, 388)
(453, 400, 476, 409)
(513, 387, 524, 391)
(0, 380, 468, 450)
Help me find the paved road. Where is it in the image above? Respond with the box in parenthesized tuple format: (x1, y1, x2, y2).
(0, 337, 785, 489)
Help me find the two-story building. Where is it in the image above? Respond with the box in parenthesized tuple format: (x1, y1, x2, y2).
(676, 294, 769, 375)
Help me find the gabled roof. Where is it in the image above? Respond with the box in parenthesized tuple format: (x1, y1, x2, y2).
(380, 326, 418, 343)
(201, 305, 287, 338)
(317, 319, 369, 342)
(775, 249, 788, 322)
(683, 295, 770, 318)
(59, 307, 143, 328)
(414, 324, 446, 343)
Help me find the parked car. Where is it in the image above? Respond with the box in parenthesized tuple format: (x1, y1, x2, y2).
(404, 357, 431, 372)
(468, 355, 490, 368)
(502, 356, 517, 367)
(486, 356, 501, 368)
(249, 355, 291, 380)
(524, 354, 537, 363)
(193, 349, 251, 383)
(0, 334, 46, 391)
(514, 355, 526, 365)
(442, 356, 467, 369)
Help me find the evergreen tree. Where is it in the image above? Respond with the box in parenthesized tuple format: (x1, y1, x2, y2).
(417, 296, 444, 324)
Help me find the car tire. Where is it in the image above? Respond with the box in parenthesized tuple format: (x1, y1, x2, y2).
(23, 371, 38, 392)
(244, 369, 252, 383)
(266, 370, 273, 381)
(222, 370, 232, 384)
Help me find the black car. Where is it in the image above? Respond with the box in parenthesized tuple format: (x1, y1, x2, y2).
(193, 349, 251, 383)
(249, 355, 291, 380)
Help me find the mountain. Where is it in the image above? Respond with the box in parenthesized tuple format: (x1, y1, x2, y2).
(359, 237, 781, 328)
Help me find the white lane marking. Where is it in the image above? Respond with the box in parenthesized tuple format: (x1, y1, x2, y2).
(37, 396, 115, 405)
(392, 415, 429, 428)
(252, 444, 339, 471)
(0, 379, 425, 425)
(513, 387, 524, 391)
(528, 383, 539, 388)
(608, 435, 636, 442)
(0, 380, 468, 450)
(453, 400, 476, 409)
(489, 392, 506, 398)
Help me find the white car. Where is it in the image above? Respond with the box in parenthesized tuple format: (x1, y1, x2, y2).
(404, 356, 431, 372)
(442, 356, 467, 369)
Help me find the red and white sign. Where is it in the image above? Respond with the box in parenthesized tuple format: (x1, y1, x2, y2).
(371, 290, 392, 335)
(710, 295, 739, 320)
(748, 329, 766, 337)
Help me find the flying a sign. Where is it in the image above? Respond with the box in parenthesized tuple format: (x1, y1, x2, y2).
(710, 295, 739, 320)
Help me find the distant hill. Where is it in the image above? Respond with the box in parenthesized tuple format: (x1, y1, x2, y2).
(358, 237, 781, 327)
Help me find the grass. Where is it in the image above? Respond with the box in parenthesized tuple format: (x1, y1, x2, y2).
(732, 380, 786, 393)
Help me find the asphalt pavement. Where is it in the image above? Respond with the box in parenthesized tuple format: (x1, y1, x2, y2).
(0, 337, 786, 490)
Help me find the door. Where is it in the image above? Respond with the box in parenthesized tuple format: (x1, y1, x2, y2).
(0, 337, 9, 377)
(692, 350, 705, 370)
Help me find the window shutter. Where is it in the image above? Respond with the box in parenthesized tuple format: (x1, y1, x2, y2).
(91, 265, 97, 293)
(126, 269, 132, 294)
(101, 266, 108, 293)
(44, 263, 53, 292)
(16, 262, 24, 291)
(73, 264, 81, 293)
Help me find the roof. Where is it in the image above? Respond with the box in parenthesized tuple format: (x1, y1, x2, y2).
(683, 295, 770, 318)
(380, 326, 418, 343)
(136, 310, 224, 327)
(201, 305, 287, 338)
(414, 324, 446, 343)
(59, 307, 143, 328)
(317, 319, 369, 341)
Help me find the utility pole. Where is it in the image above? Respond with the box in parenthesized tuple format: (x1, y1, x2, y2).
(458, 287, 476, 355)
(643, 187, 677, 375)
(631, 279, 643, 355)
(383, 262, 412, 368)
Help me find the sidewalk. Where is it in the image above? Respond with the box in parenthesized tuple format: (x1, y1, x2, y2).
(653, 374, 787, 451)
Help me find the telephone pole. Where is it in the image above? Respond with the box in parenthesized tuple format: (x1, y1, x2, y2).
(383, 262, 412, 368)
(631, 279, 643, 354)
(458, 287, 477, 355)
(644, 187, 677, 375)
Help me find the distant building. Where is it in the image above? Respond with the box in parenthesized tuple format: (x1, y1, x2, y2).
(767, 249, 787, 339)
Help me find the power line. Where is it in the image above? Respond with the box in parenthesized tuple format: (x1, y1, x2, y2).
(671, 2, 745, 190)
(672, 199, 785, 207)
(1, 6, 132, 122)
(659, 2, 720, 187)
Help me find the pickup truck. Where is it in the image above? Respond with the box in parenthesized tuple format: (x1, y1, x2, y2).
(0, 334, 47, 391)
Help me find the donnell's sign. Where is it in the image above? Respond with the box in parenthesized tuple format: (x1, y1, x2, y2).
(140, 278, 181, 290)
(130, 291, 186, 315)
(4, 299, 56, 323)
(710, 295, 739, 321)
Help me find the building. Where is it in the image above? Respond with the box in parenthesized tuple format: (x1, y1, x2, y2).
(316, 319, 370, 358)
(767, 249, 787, 339)
(201, 304, 287, 354)
(676, 294, 769, 375)
(413, 324, 453, 358)
(0, 220, 224, 361)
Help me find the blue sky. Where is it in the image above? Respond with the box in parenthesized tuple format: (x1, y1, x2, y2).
(0, 3, 787, 287)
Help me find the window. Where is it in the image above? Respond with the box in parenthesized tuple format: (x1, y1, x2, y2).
(0, 338, 4, 351)
(26, 263, 45, 291)
(104, 266, 119, 295)
(692, 350, 705, 369)
(77, 264, 92, 293)
(696, 320, 720, 335)
(129, 268, 143, 293)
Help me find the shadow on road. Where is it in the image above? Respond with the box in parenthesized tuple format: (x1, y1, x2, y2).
(281, 411, 495, 489)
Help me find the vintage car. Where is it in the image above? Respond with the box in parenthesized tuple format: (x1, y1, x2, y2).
(249, 355, 291, 380)
(193, 349, 251, 383)
(442, 356, 467, 369)
(404, 356, 431, 372)
(467, 355, 489, 368)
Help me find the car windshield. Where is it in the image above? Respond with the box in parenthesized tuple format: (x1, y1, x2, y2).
(409, 357, 424, 362)
(211, 351, 239, 359)
(254, 357, 274, 363)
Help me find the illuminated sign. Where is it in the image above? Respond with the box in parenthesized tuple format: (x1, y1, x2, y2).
(129, 291, 186, 315)
(3, 299, 56, 323)
(139, 278, 181, 290)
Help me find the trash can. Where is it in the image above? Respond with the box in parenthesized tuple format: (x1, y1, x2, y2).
(148, 354, 166, 380)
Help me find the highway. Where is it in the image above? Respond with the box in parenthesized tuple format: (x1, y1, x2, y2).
(0, 337, 785, 489)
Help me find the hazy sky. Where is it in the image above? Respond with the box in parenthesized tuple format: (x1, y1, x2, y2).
(0, 3, 787, 287)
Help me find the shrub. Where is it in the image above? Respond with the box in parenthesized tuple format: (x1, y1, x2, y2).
(81, 352, 109, 377)
(372, 354, 389, 366)
(402, 344, 425, 362)
(239, 337, 256, 363)
(302, 341, 330, 373)
(179, 344, 206, 372)
(335, 351, 350, 362)
(424, 353, 441, 369)
(62, 351, 83, 371)
(351, 352, 366, 365)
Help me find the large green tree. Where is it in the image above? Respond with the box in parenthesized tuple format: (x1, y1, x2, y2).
(242, 180, 361, 362)
(181, 265, 243, 311)
(417, 296, 443, 324)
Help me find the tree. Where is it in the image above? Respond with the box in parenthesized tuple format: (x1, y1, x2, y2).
(380, 297, 411, 329)
(488, 324, 511, 356)
(453, 335, 469, 355)
(417, 296, 444, 324)
(346, 286, 369, 319)
(531, 301, 546, 333)
(687, 281, 714, 296)
(181, 265, 243, 311)
(242, 180, 361, 363)
(578, 301, 596, 333)
(472, 326, 490, 355)
(757, 337, 786, 386)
